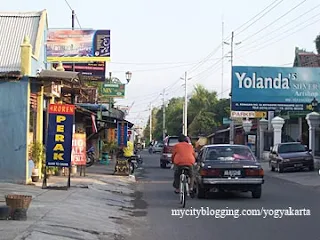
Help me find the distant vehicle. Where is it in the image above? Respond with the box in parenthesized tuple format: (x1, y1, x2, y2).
(160, 135, 191, 168)
(269, 142, 314, 173)
(152, 142, 163, 153)
(194, 144, 264, 199)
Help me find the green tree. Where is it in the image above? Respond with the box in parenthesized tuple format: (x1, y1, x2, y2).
(315, 34, 320, 54)
(188, 110, 217, 135)
(143, 107, 159, 143)
(165, 97, 184, 135)
(212, 98, 230, 126)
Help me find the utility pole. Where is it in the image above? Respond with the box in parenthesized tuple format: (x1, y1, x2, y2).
(221, 19, 224, 98)
(182, 103, 185, 134)
(183, 72, 188, 136)
(229, 31, 235, 145)
(149, 103, 152, 142)
(162, 89, 166, 140)
(68, 9, 76, 188)
(181, 72, 191, 136)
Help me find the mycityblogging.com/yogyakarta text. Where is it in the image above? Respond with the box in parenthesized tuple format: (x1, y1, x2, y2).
(171, 207, 311, 219)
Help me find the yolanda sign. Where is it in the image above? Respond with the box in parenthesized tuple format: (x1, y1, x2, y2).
(46, 104, 75, 167)
(46, 29, 110, 62)
(231, 66, 320, 111)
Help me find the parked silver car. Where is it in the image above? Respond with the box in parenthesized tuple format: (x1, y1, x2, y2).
(153, 142, 163, 153)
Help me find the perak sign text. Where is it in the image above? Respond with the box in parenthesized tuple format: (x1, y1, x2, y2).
(46, 104, 75, 167)
(231, 66, 320, 112)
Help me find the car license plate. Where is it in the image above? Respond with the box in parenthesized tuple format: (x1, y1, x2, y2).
(224, 170, 241, 176)
(294, 163, 303, 167)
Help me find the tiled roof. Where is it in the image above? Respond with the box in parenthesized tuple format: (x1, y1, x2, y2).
(293, 48, 320, 67)
(0, 11, 44, 72)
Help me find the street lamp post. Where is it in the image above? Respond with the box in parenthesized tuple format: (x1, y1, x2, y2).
(242, 118, 253, 145)
(311, 97, 318, 112)
(125, 71, 132, 84)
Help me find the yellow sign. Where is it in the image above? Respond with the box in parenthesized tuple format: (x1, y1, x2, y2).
(231, 111, 266, 118)
(255, 112, 267, 118)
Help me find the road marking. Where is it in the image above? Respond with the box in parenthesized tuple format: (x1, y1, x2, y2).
(137, 180, 171, 184)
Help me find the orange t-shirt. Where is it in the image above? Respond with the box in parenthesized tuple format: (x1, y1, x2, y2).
(172, 142, 195, 166)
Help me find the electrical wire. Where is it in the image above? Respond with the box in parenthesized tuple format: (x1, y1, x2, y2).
(240, 15, 320, 56)
(64, 0, 82, 29)
(110, 62, 197, 73)
(235, 0, 285, 36)
(237, 4, 320, 50)
(240, 0, 307, 43)
(232, 0, 283, 35)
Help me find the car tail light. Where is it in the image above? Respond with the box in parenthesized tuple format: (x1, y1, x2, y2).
(245, 169, 264, 176)
(200, 169, 220, 176)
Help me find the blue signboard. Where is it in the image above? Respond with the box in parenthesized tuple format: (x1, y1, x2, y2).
(45, 104, 75, 167)
(231, 66, 320, 111)
(117, 121, 128, 147)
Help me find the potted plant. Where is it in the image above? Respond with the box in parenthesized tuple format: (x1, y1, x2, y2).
(101, 141, 110, 163)
(29, 141, 45, 182)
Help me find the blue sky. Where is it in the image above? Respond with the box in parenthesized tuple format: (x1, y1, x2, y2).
(3, 0, 320, 127)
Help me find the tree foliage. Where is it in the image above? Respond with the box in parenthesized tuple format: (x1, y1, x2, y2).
(144, 84, 231, 141)
(315, 34, 320, 54)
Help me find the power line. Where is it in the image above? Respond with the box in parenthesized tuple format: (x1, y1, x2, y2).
(233, 0, 283, 35)
(63, 0, 82, 29)
(111, 62, 195, 73)
(109, 58, 221, 66)
(240, 15, 320, 56)
(237, 4, 320, 50)
(240, 0, 307, 43)
(235, 0, 285, 36)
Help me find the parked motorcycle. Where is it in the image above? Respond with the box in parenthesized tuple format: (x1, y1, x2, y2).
(86, 146, 95, 167)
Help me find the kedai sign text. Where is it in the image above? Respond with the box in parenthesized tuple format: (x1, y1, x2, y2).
(46, 104, 75, 167)
(231, 66, 320, 112)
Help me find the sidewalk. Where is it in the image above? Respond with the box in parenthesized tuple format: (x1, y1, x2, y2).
(259, 161, 320, 188)
(0, 162, 139, 240)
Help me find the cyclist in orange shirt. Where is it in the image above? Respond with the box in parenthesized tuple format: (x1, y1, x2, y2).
(172, 134, 196, 196)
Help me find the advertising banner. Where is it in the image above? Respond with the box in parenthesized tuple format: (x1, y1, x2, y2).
(46, 29, 110, 62)
(117, 121, 128, 147)
(107, 128, 116, 142)
(231, 66, 320, 111)
(53, 62, 106, 81)
(71, 133, 86, 166)
(100, 83, 125, 98)
(45, 104, 75, 167)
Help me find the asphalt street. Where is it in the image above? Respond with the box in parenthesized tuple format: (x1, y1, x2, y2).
(130, 151, 320, 240)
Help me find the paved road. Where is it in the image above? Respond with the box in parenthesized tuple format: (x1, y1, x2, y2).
(131, 152, 320, 240)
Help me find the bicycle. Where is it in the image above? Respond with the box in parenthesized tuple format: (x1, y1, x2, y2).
(179, 166, 191, 208)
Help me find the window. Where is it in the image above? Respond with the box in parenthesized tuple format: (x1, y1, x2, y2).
(204, 146, 256, 161)
(168, 137, 179, 146)
(278, 144, 306, 153)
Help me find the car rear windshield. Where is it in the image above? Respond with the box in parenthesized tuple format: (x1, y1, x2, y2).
(278, 144, 306, 153)
(205, 146, 255, 161)
(168, 137, 179, 146)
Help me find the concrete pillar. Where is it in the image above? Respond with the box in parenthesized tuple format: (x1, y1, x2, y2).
(36, 86, 44, 179)
(298, 117, 303, 141)
(306, 112, 320, 157)
(259, 118, 268, 160)
(271, 116, 285, 145)
(20, 36, 32, 76)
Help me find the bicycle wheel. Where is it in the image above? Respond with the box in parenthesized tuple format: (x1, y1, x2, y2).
(179, 174, 185, 205)
(180, 174, 186, 207)
(182, 179, 187, 208)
